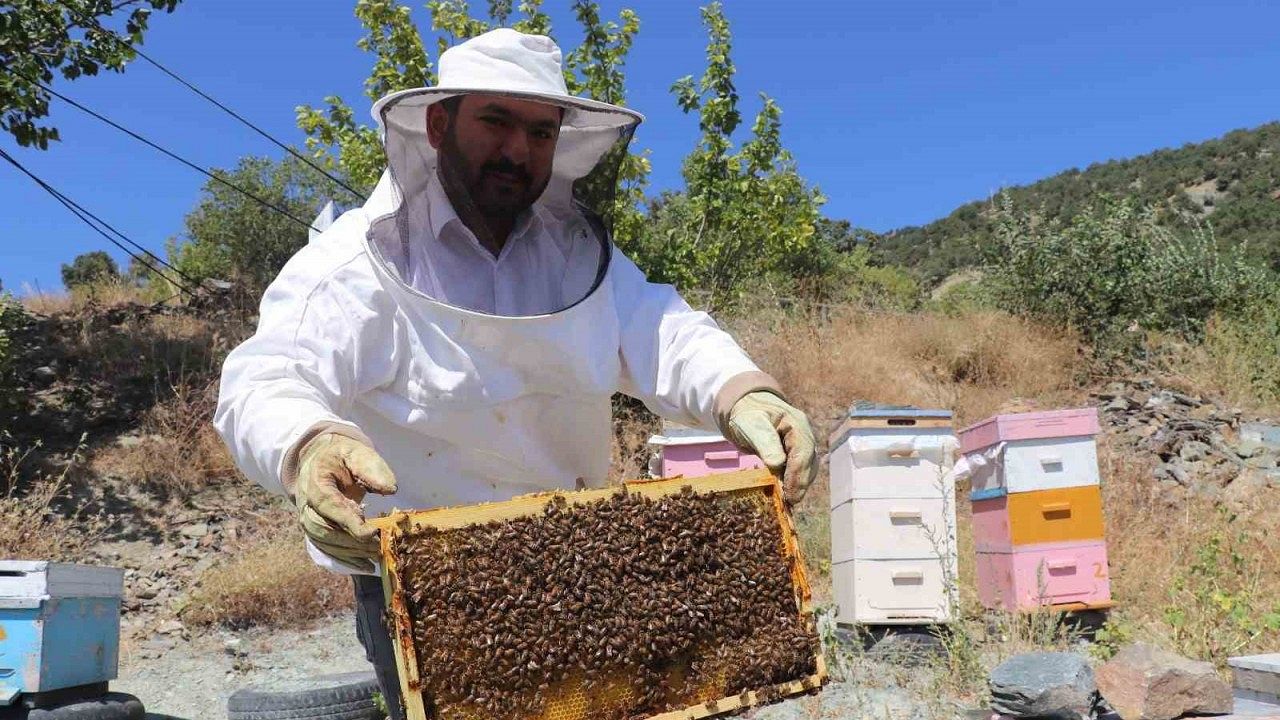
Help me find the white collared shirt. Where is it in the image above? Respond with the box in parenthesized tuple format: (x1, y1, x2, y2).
(401, 175, 604, 315)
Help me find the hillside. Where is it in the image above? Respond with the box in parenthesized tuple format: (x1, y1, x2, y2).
(875, 122, 1280, 283)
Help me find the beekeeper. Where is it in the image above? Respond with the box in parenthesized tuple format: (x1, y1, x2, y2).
(215, 28, 815, 718)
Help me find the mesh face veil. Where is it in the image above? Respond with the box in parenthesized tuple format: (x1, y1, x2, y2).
(360, 32, 643, 316)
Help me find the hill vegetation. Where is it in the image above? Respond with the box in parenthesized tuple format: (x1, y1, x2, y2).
(877, 122, 1280, 282)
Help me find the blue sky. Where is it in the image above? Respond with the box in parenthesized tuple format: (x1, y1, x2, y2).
(4, 0, 1280, 293)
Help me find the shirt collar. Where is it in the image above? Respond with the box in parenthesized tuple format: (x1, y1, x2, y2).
(426, 171, 542, 255)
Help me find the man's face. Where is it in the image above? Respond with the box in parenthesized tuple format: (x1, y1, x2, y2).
(427, 94, 562, 220)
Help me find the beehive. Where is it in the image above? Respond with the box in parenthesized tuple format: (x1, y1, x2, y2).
(827, 404, 959, 626)
(372, 469, 825, 720)
(959, 407, 1113, 612)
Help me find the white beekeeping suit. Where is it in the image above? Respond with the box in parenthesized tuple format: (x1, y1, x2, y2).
(214, 29, 784, 573)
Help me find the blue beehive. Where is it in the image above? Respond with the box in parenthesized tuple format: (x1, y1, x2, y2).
(0, 561, 124, 705)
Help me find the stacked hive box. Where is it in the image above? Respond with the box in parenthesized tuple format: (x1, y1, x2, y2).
(827, 405, 958, 626)
(0, 561, 125, 706)
(960, 408, 1113, 612)
(647, 421, 764, 478)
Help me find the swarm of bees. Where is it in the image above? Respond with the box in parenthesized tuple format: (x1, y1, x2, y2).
(390, 485, 819, 720)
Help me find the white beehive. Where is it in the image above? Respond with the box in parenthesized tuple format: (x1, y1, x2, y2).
(827, 404, 958, 626)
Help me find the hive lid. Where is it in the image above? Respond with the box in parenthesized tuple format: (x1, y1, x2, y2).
(648, 421, 729, 446)
(845, 401, 952, 419)
(0, 561, 124, 609)
(1228, 653, 1280, 673)
(958, 407, 1100, 454)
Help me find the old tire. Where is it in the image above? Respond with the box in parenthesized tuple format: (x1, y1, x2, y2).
(22, 693, 145, 720)
(226, 672, 382, 720)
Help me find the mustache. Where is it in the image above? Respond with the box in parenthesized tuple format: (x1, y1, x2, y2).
(481, 158, 531, 184)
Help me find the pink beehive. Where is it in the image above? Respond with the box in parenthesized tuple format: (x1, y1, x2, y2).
(647, 425, 763, 479)
(961, 406, 1112, 613)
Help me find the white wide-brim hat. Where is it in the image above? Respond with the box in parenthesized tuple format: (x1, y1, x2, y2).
(372, 28, 643, 132)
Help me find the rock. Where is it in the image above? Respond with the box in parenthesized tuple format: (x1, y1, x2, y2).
(180, 522, 210, 539)
(1105, 397, 1132, 412)
(156, 619, 185, 635)
(134, 585, 159, 600)
(989, 652, 1096, 720)
(1162, 462, 1190, 486)
(116, 434, 144, 449)
(191, 556, 216, 577)
(1237, 440, 1266, 459)
(1247, 453, 1279, 470)
(1179, 441, 1210, 463)
(1095, 642, 1231, 720)
(1189, 404, 1218, 422)
(33, 365, 56, 379)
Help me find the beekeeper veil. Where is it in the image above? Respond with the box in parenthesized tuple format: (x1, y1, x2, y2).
(365, 28, 643, 311)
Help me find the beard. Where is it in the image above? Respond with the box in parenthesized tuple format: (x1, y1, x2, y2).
(437, 130, 550, 221)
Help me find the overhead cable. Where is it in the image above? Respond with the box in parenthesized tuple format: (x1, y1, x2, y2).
(4, 68, 322, 234)
(0, 147, 201, 297)
(53, 0, 368, 202)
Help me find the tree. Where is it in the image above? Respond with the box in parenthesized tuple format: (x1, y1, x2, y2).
(166, 156, 329, 300)
(1, 0, 182, 148)
(637, 3, 826, 303)
(60, 250, 119, 290)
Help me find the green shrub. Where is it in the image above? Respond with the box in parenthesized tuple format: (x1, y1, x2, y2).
(987, 194, 1270, 357)
(930, 277, 999, 316)
(60, 251, 119, 291)
(1202, 288, 1280, 404)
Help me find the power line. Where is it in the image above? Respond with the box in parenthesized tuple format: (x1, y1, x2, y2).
(52, 0, 368, 202)
(5, 68, 323, 234)
(0, 146, 201, 297)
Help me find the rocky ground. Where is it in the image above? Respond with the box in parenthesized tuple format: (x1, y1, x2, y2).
(115, 613, 371, 720)
(1092, 378, 1280, 506)
(112, 610, 958, 720)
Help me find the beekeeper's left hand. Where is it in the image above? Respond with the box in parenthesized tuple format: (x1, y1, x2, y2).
(723, 392, 817, 506)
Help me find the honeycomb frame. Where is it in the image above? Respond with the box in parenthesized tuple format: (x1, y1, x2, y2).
(371, 468, 827, 720)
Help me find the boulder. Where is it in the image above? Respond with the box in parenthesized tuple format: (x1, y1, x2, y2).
(1095, 642, 1231, 720)
(990, 652, 1097, 719)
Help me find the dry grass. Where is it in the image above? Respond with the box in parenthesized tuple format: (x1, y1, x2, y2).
(1098, 439, 1280, 665)
(92, 376, 240, 496)
(1172, 322, 1280, 415)
(20, 282, 159, 316)
(731, 308, 1085, 431)
(0, 435, 104, 560)
(181, 514, 354, 629)
(609, 397, 660, 484)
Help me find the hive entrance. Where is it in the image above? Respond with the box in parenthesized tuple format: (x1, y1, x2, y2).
(383, 474, 821, 720)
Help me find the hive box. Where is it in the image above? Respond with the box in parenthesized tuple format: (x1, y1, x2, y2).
(975, 541, 1112, 612)
(0, 561, 124, 705)
(830, 497, 954, 562)
(828, 408, 958, 506)
(1230, 654, 1280, 706)
(971, 485, 1106, 552)
(647, 425, 763, 479)
(831, 556, 957, 625)
(959, 408, 1101, 500)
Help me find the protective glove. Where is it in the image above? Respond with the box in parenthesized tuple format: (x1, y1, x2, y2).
(724, 391, 818, 506)
(293, 432, 398, 573)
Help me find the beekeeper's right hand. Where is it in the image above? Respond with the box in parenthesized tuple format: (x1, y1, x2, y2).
(292, 432, 398, 572)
